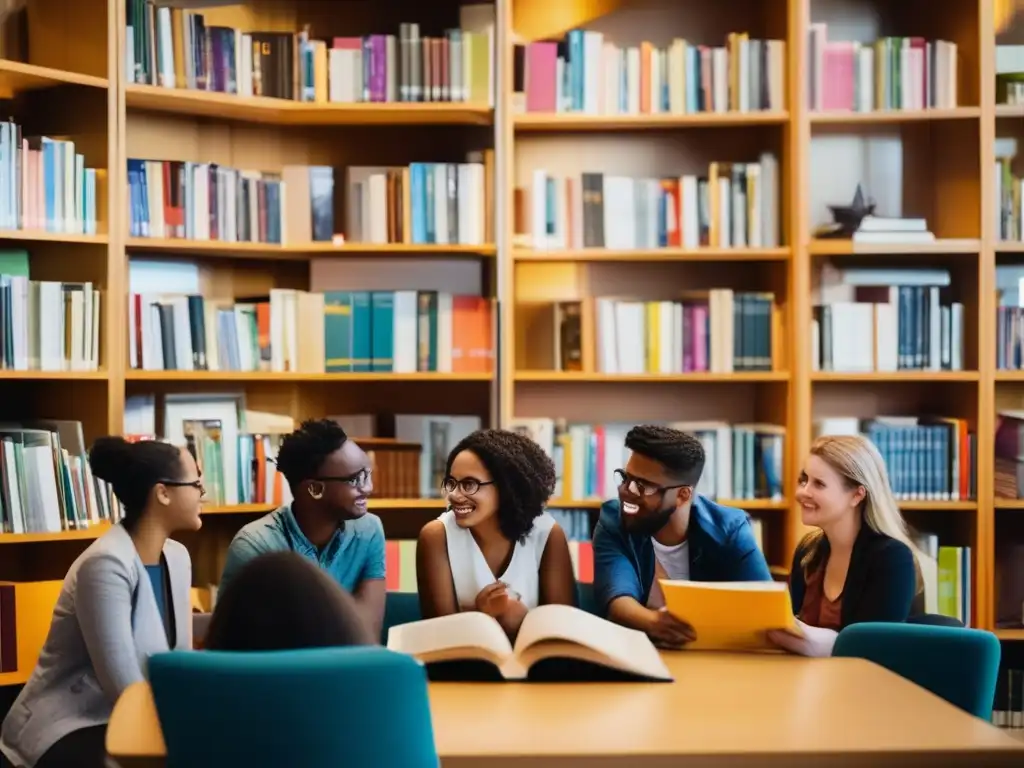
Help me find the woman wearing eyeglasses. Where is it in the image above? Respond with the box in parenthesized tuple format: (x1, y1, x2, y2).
(416, 429, 577, 641)
(218, 419, 385, 639)
(0, 436, 201, 768)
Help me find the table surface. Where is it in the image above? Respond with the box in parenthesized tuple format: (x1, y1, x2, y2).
(106, 652, 1024, 766)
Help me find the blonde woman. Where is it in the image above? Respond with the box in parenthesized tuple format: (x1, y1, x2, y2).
(769, 434, 920, 657)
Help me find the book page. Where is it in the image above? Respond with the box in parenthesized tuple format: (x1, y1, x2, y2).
(513, 605, 672, 681)
(660, 580, 798, 651)
(387, 611, 513, 667)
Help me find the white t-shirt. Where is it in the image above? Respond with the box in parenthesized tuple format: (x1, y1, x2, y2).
(440, 509, 556, 611)
(646, 538, 690, 609)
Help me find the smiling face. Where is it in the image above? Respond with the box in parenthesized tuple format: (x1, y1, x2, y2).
(618, 451, 690, 536)
(796, 453, 865, 530)
(445, 450, 499, 530)
(314, 440, 374, 523)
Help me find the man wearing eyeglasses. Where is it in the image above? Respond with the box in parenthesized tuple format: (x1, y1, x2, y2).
(218, 419, 386, 638)
(593, 424, 772, 649)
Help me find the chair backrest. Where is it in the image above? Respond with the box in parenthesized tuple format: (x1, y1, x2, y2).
(149, 647, 439, 768)
(382, 591, 422, 644)
(832, 622, 1001, 720)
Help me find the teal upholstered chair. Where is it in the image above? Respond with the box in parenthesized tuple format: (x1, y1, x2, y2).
(382, 590, 422, 644)
(576, 581, 599, 615)
(149, 647, 439, 768)
(832, 622, 1001, 720)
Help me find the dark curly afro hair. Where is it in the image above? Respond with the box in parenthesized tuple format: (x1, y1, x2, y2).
(445, 429, 556, 543)
(625, 424, 705, 486)
(275, 418, 349, 492)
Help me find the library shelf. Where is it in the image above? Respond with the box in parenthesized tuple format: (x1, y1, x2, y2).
(513, 111, 790, 131)
(124, 371, 493, 383)
(994, 241, 1024, 252)
(513, 247, 791, 262)
(0, 231, 108, 245)
(994, 499, 1024, 509)
(808, 239, 982, 256)
(513, 371, 790, 383)
(995, 105, 1024, 118)
(898, 501, 978, 512)
(994, 629, 1024, 641)
(0, 370, 107, 381)
(125, 84, 494, 126)
(0, 523, 111, 545)
(124, 238, 496, 259)
(808, 107, 982, 125)
(810, 371, 981, 383)
(994, 371, 1024, 382)
(0, 58, 108, 91)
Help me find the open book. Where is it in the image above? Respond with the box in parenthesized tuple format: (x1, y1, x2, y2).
(660, 580, 801, 652)
(387, 604, 673, 682)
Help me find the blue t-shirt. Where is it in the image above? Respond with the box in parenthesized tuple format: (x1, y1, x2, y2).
(219, 505, 386, 595)
(145, 562, 168, 632)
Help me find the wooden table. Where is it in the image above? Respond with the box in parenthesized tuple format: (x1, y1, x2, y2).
(106, 652, 1024, 767)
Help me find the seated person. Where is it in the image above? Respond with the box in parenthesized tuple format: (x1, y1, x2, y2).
(416, 429, 576, 641)
(769, 435, 920, 658)
(594, 424, 772, 649)
(0, 437, 200, 768)
(205, 551, 374, 651)
(219, 419, 386, 639)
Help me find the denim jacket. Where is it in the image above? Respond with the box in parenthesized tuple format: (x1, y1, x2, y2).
(592, 496, 773, 616)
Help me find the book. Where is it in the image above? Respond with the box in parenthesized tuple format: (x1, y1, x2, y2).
(387, 604, 673, 682)
(659, 580, 800, 652)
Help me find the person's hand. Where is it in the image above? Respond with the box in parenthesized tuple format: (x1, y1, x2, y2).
(475, 582, 510, 618)
(646, 607, 697, 649)
(767, 618, 838, 658)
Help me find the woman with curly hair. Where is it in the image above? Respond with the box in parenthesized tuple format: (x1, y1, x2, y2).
(416, 429, 576, 640)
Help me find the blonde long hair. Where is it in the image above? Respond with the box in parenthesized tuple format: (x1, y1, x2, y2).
(800, 434, 923, 593)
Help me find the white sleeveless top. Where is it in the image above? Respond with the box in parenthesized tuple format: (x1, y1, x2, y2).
(440, 509, 556, 611)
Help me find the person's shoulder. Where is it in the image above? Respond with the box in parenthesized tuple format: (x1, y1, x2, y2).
(346, 512, 384, 538)
(231, 508, 288, 551)
(866, 531, 915, 564)
(161, 537, 191, 563)
(692, 494, 754, 536)
(419, 517, 447, 545)
(596, 498, 620, 529)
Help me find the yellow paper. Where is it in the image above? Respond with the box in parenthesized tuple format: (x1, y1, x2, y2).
(659, 580, 799, 652)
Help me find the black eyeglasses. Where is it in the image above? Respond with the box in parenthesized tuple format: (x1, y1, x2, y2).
(614, 469, 687, 498)
(159, 479, 206, 495)
(314, 468, 373, 488)
(442, 477, 494, 496)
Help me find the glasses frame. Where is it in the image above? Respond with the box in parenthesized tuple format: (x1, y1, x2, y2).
(441, 477, 495, 496)
(158, 478, 206, 495)
(313, 468, 373, 488)
(614, 469, 688, 498)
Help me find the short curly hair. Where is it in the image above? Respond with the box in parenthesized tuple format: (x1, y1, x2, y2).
(275, 419, 349, 492)
(625, 424, 705, 486)
(445, 429, 556, 543)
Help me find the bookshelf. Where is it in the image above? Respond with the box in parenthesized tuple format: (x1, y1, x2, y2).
(1, 0, 1023, 692)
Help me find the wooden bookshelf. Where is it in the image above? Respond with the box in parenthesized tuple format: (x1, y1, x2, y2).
(1, 0, 1021, 696)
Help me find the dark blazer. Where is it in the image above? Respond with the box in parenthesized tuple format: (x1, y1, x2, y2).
(789, 524, 917, 629)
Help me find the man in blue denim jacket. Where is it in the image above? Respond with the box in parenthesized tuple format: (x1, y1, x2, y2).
(593, 424, 772, 648)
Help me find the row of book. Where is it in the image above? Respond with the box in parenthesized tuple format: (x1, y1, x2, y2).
(519, 154, 780, 252)
(542, 291, 775, 375)
(0, 420, 119, 535)
(807, 25, 959, 111)
(811, 265, 966, 373)
(126, 3, 495, 105)
(517, 32, 785, 115)
(0, 252, 101, 372)
(346, 156, 492, 246)
(128, 289, 494, 375)
(815, 417, 975, 503)
(996, 154, 1024, 243)
(510, 418, 785, 503)
(0, 124, 103, 236)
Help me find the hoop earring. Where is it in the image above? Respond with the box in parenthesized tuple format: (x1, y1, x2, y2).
(308, 482, 324, 500)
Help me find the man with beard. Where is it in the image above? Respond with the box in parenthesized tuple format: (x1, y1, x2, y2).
(593, 424, 772, 648)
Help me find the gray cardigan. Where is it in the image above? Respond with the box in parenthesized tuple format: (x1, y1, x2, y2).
(0, 524, 191, 767)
